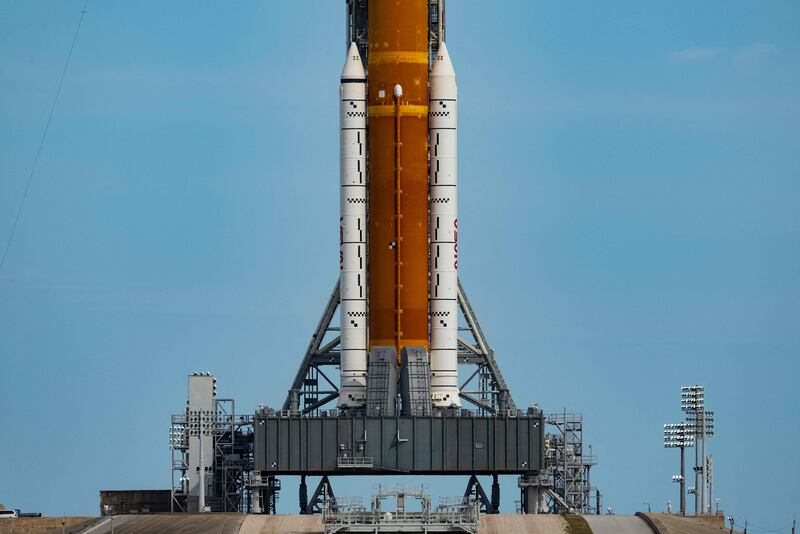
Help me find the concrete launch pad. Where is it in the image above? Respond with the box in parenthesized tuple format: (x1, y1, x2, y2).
(4, 513, 736, 534)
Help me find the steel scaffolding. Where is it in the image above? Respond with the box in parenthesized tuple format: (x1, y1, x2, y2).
(345, 0, 446, 66)
(170, 397, 258, 513)
(544, 411, 599, 514)
(281, 279, 517, 417)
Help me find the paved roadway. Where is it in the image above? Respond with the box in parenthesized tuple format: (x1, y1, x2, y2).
(480, 515, 568, 534)
(583, 515, 655, 534)
(239, 515, 322, 534)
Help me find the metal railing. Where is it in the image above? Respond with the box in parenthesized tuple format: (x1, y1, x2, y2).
(323, 486, 479, 534)
(337, 456, 374, 469)
(324, 506, 479, 534)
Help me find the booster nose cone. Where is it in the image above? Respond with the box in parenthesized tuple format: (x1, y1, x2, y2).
(431, 41, 455, 78)
(341, 42, 366, 80)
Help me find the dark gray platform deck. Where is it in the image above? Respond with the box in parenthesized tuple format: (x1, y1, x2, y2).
(254, 413, 544, 476)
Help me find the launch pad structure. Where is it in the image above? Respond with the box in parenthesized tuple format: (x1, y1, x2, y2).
(167, 0, 600, 519)
(253, 0, 545, 515)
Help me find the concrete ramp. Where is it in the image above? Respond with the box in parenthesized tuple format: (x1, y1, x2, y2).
(645, 513, 730, 534)
(0, 517, 94, 534)
(479, 515, 568, 534)
(239, 515, 323, 534)
(82, 513, 245, 534)
(583, 515, 655, 534)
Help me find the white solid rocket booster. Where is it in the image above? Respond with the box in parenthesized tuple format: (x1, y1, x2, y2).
(429, 42, 461, 407)
(338, 43, 368, 408)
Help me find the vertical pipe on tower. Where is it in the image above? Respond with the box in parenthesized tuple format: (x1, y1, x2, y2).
(701, 414, 707, 514)
(695, 431, 701, 515)
(680, 445, 686, 516)
(338, 43, 369, 409)
(428, 42, 460, 407)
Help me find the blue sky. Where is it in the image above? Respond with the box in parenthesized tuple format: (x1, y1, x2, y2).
(1, 0, 798, 526)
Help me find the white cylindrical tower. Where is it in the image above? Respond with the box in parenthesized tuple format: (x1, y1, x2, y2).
(338, 42, 368, 409)
(429, 42, 460, 407)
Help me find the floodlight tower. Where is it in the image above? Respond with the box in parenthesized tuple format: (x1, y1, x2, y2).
(687, 407, 714, 514)
(699, 412, 715, 513)
(681, 386, 703, 514)
(707, 457, 715, 515)
(681, 386, 713, 515)
(664, 422, 695, 516)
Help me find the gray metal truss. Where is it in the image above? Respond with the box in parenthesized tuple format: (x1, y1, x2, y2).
(428, 0, 446, 65)
(282, 278, 517, 416)
(346, 0, 447, 68)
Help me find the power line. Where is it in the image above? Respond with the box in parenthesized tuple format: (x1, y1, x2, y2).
(0, 0, 89, 275)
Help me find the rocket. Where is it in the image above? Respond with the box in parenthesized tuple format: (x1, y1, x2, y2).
(338, 1, 460, 410)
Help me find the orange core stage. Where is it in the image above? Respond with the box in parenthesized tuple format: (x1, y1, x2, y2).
(367, 0, 430, 355)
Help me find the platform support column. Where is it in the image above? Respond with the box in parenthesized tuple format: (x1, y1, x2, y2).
(523, 485, 537, 514)
(491, 474, 500, 514)
(299, 475, 308, 514)
(518, 472, 549, 514)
